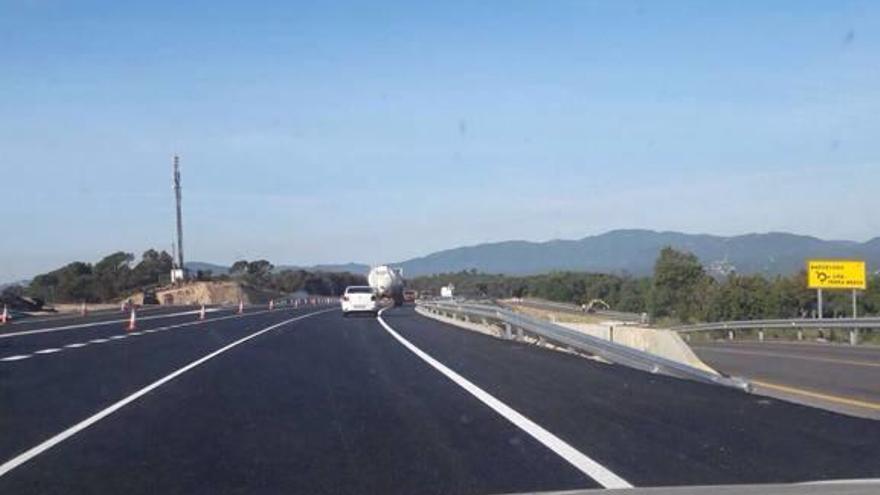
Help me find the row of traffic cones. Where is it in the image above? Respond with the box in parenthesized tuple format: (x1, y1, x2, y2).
(125, 303, 211, 331)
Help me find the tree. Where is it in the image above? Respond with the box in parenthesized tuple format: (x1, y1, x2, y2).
(649, 247, 707, 322)
(230, 260, 249, 276)
(93, 251, 134, 301)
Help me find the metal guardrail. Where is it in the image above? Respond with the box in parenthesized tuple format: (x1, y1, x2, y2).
(671, 317, 880, 333)
(418, 300, 749, 391)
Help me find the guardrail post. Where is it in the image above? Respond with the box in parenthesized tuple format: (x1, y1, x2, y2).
(504, 323, 512, 340)
(797, 330, 803, 341)
(728, 330, 734, 341)
(758, 330, 764, 342)
(609, 325, 614, 343)
(850, 329, 859, 346)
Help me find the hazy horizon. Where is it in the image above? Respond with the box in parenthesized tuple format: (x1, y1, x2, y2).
(6, 227, 880, 283)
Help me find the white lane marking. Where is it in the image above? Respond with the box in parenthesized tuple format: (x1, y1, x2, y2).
(0, 307, 318, 364)
(65, 343, 88, 348)
(34, 348, 62, 354)
(376, 308, 633, 489)
(0, 307, 335, 478)
(0, 308, 226, 339)
(0, 355, 31, 362)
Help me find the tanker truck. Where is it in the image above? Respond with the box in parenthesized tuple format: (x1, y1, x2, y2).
(367, 265, 405, 306)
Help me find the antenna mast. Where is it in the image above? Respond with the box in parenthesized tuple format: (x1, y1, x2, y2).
(173, 155, 185, 273)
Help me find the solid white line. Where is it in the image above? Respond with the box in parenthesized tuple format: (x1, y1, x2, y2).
(34, 348, 62, 354)
(109, 335, 127, 340)
(64, 343, 88, 348)
(376, 308, 633, 489)
(0, 307, 335, 479)
(0, 308, 226, 339)
(0, 355, 31, 362)
(89, 339, 109, 344)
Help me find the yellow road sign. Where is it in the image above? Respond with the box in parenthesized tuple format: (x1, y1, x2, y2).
(807, 260, 866, 290)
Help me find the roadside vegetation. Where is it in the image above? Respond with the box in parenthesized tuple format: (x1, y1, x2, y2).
(409, 247, 880, 324)
(14, 251, 366, 305)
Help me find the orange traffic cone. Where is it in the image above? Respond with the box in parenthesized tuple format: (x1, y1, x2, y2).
(268, 299, 275, 311)
(237, 300, 244, 315)
(1, 304, 8, 325)
(199, 304, 206, 320)
(127, 307, 137, 331)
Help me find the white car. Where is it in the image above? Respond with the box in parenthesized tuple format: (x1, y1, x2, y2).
(341, 286, 380, 317)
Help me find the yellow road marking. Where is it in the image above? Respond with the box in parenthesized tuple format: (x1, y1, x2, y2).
(695, 346, 880, 368)
(752, 379, 880, 411)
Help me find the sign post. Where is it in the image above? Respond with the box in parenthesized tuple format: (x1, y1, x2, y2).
(853, 289, 858, 318)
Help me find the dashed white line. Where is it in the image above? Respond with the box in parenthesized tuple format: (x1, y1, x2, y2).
(0, 308, 225, 339)
(34, 348, 62, 354)
(0, 307, 315, 364)
(0, 355, 31, 362)
(0, 307, 335, 479)
(376, 308, 633, 490)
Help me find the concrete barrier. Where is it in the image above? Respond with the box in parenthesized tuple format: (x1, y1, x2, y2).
(558, 321, 718, 375)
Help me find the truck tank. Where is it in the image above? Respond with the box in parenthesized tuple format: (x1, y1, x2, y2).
(368, 265, 405, 306)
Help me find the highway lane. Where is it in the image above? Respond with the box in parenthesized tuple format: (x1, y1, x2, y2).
(0, 307, 593, 494)
(0, 306, 332, 465)
(0, 306, 276, 359)
(2, 305, 880, 493)
(387, 307, 880, 486)
(1, 305, 195, 334)
(692, 341, 880, 419)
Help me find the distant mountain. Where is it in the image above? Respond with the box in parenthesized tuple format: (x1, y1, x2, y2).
(185, 261, 370, 276)
(185, 230, 880, 279)
(394, 230, 880, 277)
(306, 263, 370, 275)
(0, 279, 30, 290)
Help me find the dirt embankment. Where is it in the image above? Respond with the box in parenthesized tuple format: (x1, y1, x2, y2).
(127, 281, 280, 306)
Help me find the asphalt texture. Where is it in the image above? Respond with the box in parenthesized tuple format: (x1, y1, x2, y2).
(2, 305, 880, 494)
(692, 341, 880, 418)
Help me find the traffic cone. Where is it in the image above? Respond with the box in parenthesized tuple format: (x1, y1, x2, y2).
(1, 305, 8, 325)
(268, 299, 275, 311)
(127, 307, 137, 331)
(237, 300, 244, 315)
(199, 304, 206, 321)
(80, 301, 88, 317)
(121, 301, 126, 313)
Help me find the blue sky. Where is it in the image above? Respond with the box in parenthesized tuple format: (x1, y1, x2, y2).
(2, 1, 879, 281)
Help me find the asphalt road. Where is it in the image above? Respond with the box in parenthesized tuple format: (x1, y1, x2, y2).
(2, 305, 880, 494)
(692, 341, 880, 419)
